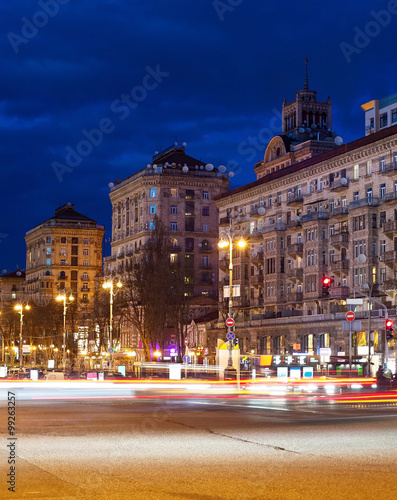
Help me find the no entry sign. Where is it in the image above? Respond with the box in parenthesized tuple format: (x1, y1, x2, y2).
(225, 317, 235, 328)
(346, 311, 355, 322)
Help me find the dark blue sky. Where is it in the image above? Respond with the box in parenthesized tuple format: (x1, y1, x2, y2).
(1, 0, 396, 272)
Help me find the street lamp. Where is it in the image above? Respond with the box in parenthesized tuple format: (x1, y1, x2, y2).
(218, 226, 246, 372)
(56, 293, 74, 372)
(14, 304, 30, 372)
(103, 278, 122, 370)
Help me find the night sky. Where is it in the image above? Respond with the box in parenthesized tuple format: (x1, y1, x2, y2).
(1, 0, 396, 272)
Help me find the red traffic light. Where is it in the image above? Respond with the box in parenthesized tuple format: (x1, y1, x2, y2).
(386, 319, 393, 330)
(322, 276, 332, 286)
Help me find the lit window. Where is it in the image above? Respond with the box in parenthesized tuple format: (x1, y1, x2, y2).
(171, 188, 178, 198)
(150, 188, 157, 198)
(353, 164, 359, 179)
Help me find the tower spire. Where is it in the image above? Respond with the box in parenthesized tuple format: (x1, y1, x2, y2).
(304, 56, 309, 90)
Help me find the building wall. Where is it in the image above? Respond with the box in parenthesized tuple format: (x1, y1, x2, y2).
(214, 126, 397, 361)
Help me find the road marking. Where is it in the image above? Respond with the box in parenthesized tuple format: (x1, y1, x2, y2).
(191, 401, 292, 411)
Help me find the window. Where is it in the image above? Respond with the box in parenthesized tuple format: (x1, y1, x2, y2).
(380, 211, 386, 227)
(185, 218, 194, 232)
(71, 257, 78, 266)
(61, 259, 66, 266)
(46, 247, 51, 255)
(353, 191, 359, 201)
(380, 240, 386, 254)
(185, 238, 194, 252)
(392, 109, 397, 124)
(353, 164, 359, 179)
(366, 160, 372, 176)
(366, 188, 372, 203)
(46, 236, 51, 243)
(72, 237, 78, 244)
(46, 258, 51, 266)
(149, 220, 155, 230)
(150, 188, 157, 198)
(60, 248, 67, 256)
(185, 202, 195, 216)
(71, 271, 78, 281)
(202, 206, 209, 216)
(170, 205, 178, 215)
(185, 190, 195, 200)
(61, 237, 67, 244)
(380, 184, 386, 199)
(83, 260, 89, 266)
(380, 113, 388, 128)
(353, 215, 366, 231)
(380, 156, 386, 171)
(59, 282, 65, 290)
(82, 294, 88, 302)
(82, 272, 88, 280)
(170, 221, 178, 231)
(202, 191, 209, 200)
(202, 223, 209, 232)
(82, 283, 89, 291)
(170, 188, 178, 198)
(83, 248, 89, 256)
(201, 255, 209, 268)
(277, 192, 282, 204)
(71, 246, 78, 255)
(149, 204, 156, 214)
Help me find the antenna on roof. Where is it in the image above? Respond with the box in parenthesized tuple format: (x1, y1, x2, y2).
(304, 56, 309, 90)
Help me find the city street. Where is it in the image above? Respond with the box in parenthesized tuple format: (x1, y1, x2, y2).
(1, 383, 397, 499)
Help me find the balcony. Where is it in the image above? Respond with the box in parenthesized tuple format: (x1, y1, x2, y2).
(287, 242, 303, 257)
(251, 297, 264, 307)
(349, 197, 380, 211)
(287, 291, 303, 302)
(300, 211, 329, 223)
(219, 257, 229, 271)
(251, 251, 264, 266)
(330, 178, 349, 191)
(262, 222, 286, 233)
(251, 275, 263, 288)
(383, 220, 397, 238)
(384, 192, 397, 203)
(286, 267, 303, 282)
(330, 231, 349, 248)
(329, 286, 350, 299)
(286, 219, 302, 229)
(199, 245, 212, 253)
(381, 162, 397, 175)
(332, 206, 349, 217)
(200, 264, 212, 270)
(219, 216, 231, 226)
(81, 287, 90, 293)
(383, 250, 397, 267)
(286, 193, 304, 205)
(57, 274, 68, 280)
(330, 260, 350, 274)
(250, 206, 266, 217)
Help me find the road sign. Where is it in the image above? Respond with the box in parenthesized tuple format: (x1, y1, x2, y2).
(225, 317, 235, 328)
(184, 338, 188, 345)
(226, 331, 235, 341)
(108, 348, 114, 353)
(346, 311, 355, 322)
(183, 355, 190, 363)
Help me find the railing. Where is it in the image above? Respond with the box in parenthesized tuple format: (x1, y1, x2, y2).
(287, 243, 303, 255)
(349, 197, 380, 210)
(300, 212, 329, 223)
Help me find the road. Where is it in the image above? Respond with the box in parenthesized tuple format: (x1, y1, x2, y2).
(1, 383, 397, 499)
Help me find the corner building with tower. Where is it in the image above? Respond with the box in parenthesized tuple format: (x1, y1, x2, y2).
(213, 73, 397, 376)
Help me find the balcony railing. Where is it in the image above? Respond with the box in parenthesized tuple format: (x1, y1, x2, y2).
(286, 268, 303, 281)
(349, 197, 380, 210)
(286, 193, 304, 205)
(300, 211, 329, 223)
(330, 260, 350, 272)
(287, 291, 303, 302)
(330, 178, 349, 190)
(287, 243, 303, 256)
(330, 231, 349, 246)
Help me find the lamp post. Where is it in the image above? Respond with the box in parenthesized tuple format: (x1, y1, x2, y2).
(56, 293, 74, 372)
(14, 304, 30, 372)
(103, 278, 122, 370)
(218, 225, 246, 373)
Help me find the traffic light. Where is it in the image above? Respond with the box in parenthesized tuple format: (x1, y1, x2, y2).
(322, 276, 332, 297)
(386, 319, 394, 340)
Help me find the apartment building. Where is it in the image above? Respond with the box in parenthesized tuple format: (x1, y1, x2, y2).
(214, 92, 397, 372)
(25, 203, 104, 306)
(362, 92, 397, 136)
(0, 270, 25, 303)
